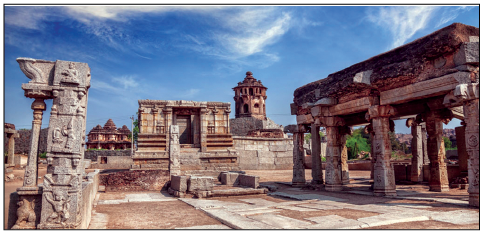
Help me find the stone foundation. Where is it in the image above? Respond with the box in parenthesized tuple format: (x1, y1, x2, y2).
(100, 170, 170, 192)
(233, 136, 293, 170)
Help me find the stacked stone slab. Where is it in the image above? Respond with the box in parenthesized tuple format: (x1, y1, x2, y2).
(13, 58, 91, 229)
(220, 172, 260, 189)
(290, 23, 479, 205)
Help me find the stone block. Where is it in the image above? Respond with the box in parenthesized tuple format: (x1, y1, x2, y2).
(353, 70, 372, 85)
(171, 175, 187, 192)
(187, 176, 214, 192)
(296, 114, 313, 124)
(269, 145, 287, 152)
(258, 156, 275, 164)
(83, 160, 91, 169)
(239, 175, 259, 189)
(220, 172, 239, 186)
(454, 42, 479, 66)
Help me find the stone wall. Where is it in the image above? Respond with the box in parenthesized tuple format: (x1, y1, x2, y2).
(100, 170, 170, 191)
(230, 117, 283, 136)
(84, 150, 131, 161)
(79, 170, 99, 229)
(6, 128, 49, 154)
(233, 136, 293, 170)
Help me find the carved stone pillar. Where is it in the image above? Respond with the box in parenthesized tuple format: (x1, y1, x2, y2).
(169, 125, 181, 175)
(463, 99, 479, 207)
(406, 118, 424, 183)
(367, 105, 396, 197)
(38, 60, 90, 229)
(225, 108, 231, 134)
(423, 109, 450, 192)
(321, 116, 345, 191)
(200, 107, 208, 152)
(340, 126, 351, 185)
(310, 123, 323, 184)
(23, 99, 47, 187)
(289, 125, 306, 187)
(365, 124, 375, 182)
(455, 125, 468, 172)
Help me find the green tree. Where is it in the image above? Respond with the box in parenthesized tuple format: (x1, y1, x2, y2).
(304, 131, 325, 144)
(443, 136, 452, 149)
(346, 127, 371, 160)
(388, 131, 401, 151)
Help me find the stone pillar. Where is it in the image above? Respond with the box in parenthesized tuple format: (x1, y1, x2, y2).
(169, 125, 181, 175)
(23, 98, 46, 187)
(406, 118, 423, 182)
(200, 106, 208, 152)
(365, 124, 375, 181)
(424, 109, 450, 192)
(7, 132, 16, 165)
(319, 116, 345, 192)
(455, 125, 468, 173)
(367, 105, 396, 197)
(310, 123, 323, 184)
(39, 60, 90, 229)
(463, 99, 479, 207)
(290, 125, 305, 187)
(340, 126, 350, 185)
(225, 108, 231, 134)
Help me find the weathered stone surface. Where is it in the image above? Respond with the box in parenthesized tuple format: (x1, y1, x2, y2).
(170, 175, 187, 192)
(238, 175, 259, 189)
(220, 172, 239, 186)
(248, 213, 312, 229)
(187, 176, 214, 192)
(454, 42, 479, 66)
(296, 114, 313, 124)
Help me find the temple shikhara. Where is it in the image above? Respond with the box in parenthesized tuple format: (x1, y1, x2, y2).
(86, 119, 131, 150)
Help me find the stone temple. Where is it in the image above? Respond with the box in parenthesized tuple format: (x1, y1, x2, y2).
(86, 119, 131, 150)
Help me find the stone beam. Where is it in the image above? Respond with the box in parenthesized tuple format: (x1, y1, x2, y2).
(296, 114, 314, 125)
(380, 72, 472, 105)
(329, 96, 379, 116)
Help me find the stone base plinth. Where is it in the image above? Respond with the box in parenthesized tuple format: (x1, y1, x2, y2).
(11, 187, 42, 230)
(373, 189, 397, 197)
(429, 184, 450, 192)
(291, 181, 305, 187)
(325, 184, 342, 192)
(469, 194, 479, 207)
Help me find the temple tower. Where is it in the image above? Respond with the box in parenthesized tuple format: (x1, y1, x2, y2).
(233, 71, 268, 119)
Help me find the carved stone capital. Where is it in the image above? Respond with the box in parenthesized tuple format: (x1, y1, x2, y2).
(366, 105, 396, 121)
(443, 83, 479, 107)
(319, 116, 345, 127)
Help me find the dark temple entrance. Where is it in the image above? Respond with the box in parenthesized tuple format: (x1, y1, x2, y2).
(177, 115, 192, 144)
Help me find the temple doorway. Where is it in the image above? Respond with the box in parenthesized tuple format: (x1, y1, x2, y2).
(177, 115, 192, 144)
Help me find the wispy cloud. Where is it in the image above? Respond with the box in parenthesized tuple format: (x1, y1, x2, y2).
(175, 88, 200, 99)
(435, 6, 477, 28)
(366, 6, 439, 48)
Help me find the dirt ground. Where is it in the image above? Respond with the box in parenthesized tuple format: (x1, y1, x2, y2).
(94, 200, 223, 229)
(5, 168, 479, 230)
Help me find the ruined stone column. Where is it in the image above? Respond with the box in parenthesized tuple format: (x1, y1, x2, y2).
(310, 123, 323, 184)
(423, 109, 450, 192)
(406, 118, 424, 183)
(5, 124, 19, 167)
(463, 99, 479, 207)
(289, 125, 305, 187)
(200, 106, 208, 152)
(169, 125, 181, 175)
(322, 117, 345, 191)
(365, 124, 375, 181)
(367, 105, 396, 196)
(340, 126, 351, 185)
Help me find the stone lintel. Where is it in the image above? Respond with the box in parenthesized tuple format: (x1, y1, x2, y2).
(318, 116, 345, 127)
(453, 42, 479, 66)
(353, 70, 373, 85)
(366, 105, 396, 120)
(314, 97, 337, 106)
(296, 114, 313, 125)
(311, 106, 330, 117)
(380, 72, 472, 106)
(284, 125, 299, 133)
(329, 96, 379, 116)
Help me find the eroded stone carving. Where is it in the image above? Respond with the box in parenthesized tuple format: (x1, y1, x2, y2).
(45, 191, 71, 226)
(13, 199, 36, 229)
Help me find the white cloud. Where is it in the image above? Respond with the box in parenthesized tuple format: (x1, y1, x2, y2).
(111, 75, 139, 89)
(435, 6, 477, 28)
(4, 6, 50, 30)
(366, 6, 439, 48)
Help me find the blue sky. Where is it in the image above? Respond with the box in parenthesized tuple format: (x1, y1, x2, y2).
(3, 5, 479, 134)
